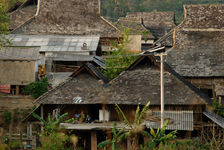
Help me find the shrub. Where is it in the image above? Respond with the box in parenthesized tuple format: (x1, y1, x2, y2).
(2, 110, 11, 123)
(22, 77, 49, 98)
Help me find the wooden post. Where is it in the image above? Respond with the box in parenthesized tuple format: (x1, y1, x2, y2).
(102, 104, 106, 121)
(16, 85, 19, 95)
(30, 123, 33, 137)
(27, 123, 30, 136)
(91, 131, 97, 150)
(127, 138, 132, 150)
(107, 130, 112, 150)
(219, 96, 222, 104)
(41, 105, 44, 132)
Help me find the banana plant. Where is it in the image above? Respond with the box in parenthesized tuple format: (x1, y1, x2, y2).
(115, 101, 151, 150)
(97, 123, 126, 150)
(141, 120, 177, 150)
(32, 112, 73, 135)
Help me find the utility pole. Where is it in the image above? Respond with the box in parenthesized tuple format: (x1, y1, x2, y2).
(160, 54, 165, 128)
(155, 52, 166, 128)
(146, 46, 166, 128)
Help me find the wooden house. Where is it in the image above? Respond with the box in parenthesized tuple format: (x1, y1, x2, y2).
(0, 47, 38, 111)
(154, 4, 224, 103)
(116, 17, 155, 51)
(124, 11, 176, 48)
(7, 0, 120, 86)
(24, 53, 219, 149)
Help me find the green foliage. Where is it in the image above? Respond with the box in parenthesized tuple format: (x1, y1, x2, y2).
(36, 132, 72, 150)
(102, 28, 138, 80)
(115, 101, 150, 150)
(22, 77, 49, 98)
(141, 120, 177, 149)
(212, 99, 224, 117)
(115, 101, 150, 133)
(33, 113, 75, 150)
(32, 112, 68, 135)
(97, 123, 126, 150)
(2, 110, 11, 123)
(9, 140, 23, 149)
(154, 139, 210, 150)
(0, 2, 10, 49)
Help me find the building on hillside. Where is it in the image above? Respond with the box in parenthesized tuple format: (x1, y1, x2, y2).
(116, 17, 155, 51)
(10, 0, 119, 37)
(125, 11, 176, 48)
(24, 54, 221, 149)
(155, 4, 224, 103)
(0, 47, 38, 111)
(7, 0, 121, 85)
(3, 34, 101, 87)
(0, 46, 41, 94)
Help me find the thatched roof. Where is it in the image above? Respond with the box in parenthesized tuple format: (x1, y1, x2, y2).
(12, 0, 120, 37)
(165, 4, 224, 77)
(8, 0, 37, 30)
(116, 17, 154, 39)
(106, 55, 211, 105)
(34, 55, 211, 106)
(183, 4, 224, 30)
(126, 11, 176, 40)
(34, 63, 108, 104)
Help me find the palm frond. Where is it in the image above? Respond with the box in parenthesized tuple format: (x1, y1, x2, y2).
(115, 104, 132, 128)
(97, 140, 111, 148)
(134, 105, 140, 127)
(32, 112, 46, 125)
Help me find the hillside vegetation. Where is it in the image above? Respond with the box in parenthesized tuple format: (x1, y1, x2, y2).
(101, 0, 224, 23)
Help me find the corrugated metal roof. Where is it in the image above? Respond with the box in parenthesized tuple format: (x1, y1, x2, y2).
(47, 53, 94, 61)
(145, 111, 193, 131)
(7, 34, 100, 52)
(203, 111, 224, 128)
(0, 47, 40, 60)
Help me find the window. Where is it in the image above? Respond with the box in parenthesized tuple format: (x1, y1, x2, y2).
(200, 88, 213, 98)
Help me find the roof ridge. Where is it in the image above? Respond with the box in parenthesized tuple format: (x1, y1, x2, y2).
(100, 16, 120, 32)
(184, 4, 224, 7)
(153, 19, 185, 46)
(8, 0, 34, 15)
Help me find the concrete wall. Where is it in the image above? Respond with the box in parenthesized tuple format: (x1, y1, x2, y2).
(0, 60, 36, 85)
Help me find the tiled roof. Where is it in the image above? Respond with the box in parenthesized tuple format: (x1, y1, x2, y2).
(34, 55, 211, 106)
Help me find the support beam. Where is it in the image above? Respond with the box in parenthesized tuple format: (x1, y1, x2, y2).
(91, 131, 97, 150)
(16, 85, 19, 95)
(41, 105, 44, 132)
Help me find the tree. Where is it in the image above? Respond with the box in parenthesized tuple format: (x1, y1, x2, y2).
(22, 77, 49, 98)
(141, 120, 177, 150)
(102, 27, 138, 80)
(32, 113, 75, 150)
(97, 123, 126, 150)
(0, 2, 10, 49)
